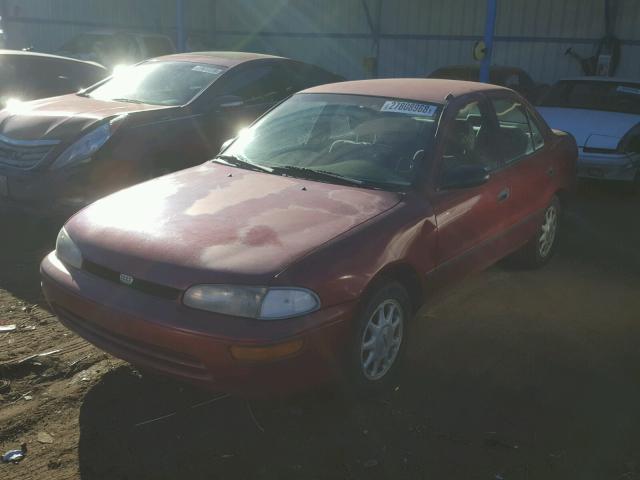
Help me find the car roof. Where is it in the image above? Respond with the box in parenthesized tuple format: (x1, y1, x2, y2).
(557, 77, 640, 84)
(0, 49, 106, 69)
(149, 51, 285, 67)
(301, 78, 509, 103)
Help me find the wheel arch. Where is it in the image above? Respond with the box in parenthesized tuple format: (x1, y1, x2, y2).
(554, 187, 571, 210)
(365, 262, 425, 314)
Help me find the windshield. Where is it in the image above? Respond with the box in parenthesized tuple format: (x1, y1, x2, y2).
(222, 93, 442, 189)
(88, 61, 226, 106)
(539, 80, 640, 115)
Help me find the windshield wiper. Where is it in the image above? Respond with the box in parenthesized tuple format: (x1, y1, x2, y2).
(275, 165, 364, 186)
(213, 154, 274, 174)
(111, 98, 146, 104)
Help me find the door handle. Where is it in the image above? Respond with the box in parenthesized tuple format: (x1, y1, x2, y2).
(497, 188, 510, 202)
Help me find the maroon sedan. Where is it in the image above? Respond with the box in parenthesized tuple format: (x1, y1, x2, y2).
(41, 79, 577, 396)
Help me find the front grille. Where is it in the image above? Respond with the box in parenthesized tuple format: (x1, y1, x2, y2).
(54, 304, 211, 380)
(0, 134, 59, 169)
(82, 259, 182, 300)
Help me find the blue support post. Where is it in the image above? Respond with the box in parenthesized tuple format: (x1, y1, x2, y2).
(176, 0, 186, 52)
(479, 0, 497, 83)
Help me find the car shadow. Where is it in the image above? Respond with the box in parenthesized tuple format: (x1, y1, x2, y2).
(558, 180, 640, 271)
(0, 214, 60, 306)
(76, 365, 433, 480)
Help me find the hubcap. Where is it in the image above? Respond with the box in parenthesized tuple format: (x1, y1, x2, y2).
(538, 205, 558, 258)
(360, 299, 404, 381)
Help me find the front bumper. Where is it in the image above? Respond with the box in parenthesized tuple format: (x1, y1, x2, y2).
(40, 253, 356, 397)
(0, 164, 96, 218)
(577, 151, 639, 182)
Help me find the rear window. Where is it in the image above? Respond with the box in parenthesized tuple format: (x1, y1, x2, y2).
(539, 80, 640, 115)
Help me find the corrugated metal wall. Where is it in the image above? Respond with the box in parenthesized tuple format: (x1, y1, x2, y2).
(213, 0, 640, 83)
(3, 0, 640, 84)
(0, 0, 214, 52)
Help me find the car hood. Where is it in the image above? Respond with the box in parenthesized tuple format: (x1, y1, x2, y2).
(0, 94, 173, 143)
(537, 107, 639, 147)
(66, 163, 401, 289)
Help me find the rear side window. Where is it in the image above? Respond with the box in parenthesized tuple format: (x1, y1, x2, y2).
(526, 109, 545, 151)
(490, 98, 535, 164)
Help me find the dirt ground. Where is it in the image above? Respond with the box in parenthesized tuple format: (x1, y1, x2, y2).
(1, 181, 639, 480)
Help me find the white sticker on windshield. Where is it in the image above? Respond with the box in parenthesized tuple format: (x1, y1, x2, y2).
(617, 86, 640, 95)
(381, 100, 437, 117)
(192, 65, 223, 75)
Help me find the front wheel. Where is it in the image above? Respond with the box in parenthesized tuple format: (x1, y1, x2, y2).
(347, 281, 411, 393)
(509, 195, 561, 268)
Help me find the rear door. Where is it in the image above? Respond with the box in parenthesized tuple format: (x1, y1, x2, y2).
(487, 94, 553, 250)
(427, 96, 512, 284)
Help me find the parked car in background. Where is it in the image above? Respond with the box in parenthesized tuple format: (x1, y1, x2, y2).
(0, 52, 344, 218)
(56, 30, 175, 70)
(427, 64, 546, 102)
(41, 79, 577, 396)
(0, 50, 107, 107)
(537, 77, 640, 186)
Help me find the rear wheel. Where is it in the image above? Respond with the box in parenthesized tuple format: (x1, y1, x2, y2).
(347, 280, 411, 393)
(510, 195, 561, 268)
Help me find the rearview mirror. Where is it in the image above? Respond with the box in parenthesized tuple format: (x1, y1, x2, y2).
(439, 164, 490, 190)
(215, 95, 244, 109)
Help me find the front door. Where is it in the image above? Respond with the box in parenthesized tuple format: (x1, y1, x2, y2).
(427, 97, 511, 285)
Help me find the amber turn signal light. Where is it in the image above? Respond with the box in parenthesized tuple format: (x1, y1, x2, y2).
(230, 339, 304, 362)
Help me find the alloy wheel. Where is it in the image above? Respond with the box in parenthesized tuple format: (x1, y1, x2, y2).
(538, 205, 558, 258)
(360, 299, 404, 381)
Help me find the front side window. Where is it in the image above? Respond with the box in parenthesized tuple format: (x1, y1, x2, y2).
(491, 98, 535, 165)
(219, 65, 290, 106)
(222, 93, 442, 189)
(440, 100, 498, 177)
(88, 61, 226, 106)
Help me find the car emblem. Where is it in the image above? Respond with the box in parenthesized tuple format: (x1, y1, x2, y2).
(119, 273, 134, 286)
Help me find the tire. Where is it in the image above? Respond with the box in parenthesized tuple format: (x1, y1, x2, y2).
(509, 195, 561, 269)
(347, 280, 411, 394)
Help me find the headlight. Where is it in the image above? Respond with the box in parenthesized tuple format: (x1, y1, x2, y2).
(55, 227, 83, 269)
(50, 114, 126, 170)
(183, 285, 320, 319)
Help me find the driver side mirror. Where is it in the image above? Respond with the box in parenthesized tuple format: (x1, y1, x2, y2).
(439, 163, 490, 190)
(214, 94, 244, 109)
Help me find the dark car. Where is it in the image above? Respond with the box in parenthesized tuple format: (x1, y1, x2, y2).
(41, 79, 577, 397)
(428, 64, 546, 102)
(0, 52, 344, 217)
(0, 49, 107, 107)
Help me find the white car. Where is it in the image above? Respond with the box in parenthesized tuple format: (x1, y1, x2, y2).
(537, 77, 640, 184)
